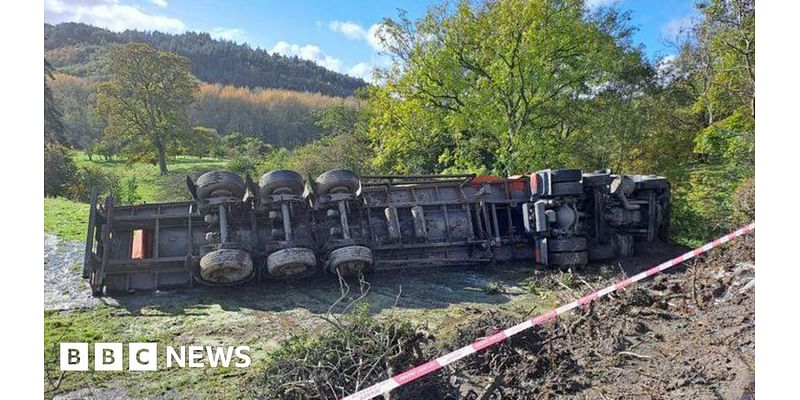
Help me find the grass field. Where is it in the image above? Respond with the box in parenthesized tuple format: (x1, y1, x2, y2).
(45, 153, 229, 243)
(73, 152, 228, 204)
(44, 303, 273, 399)
(44, 197, 89, 242)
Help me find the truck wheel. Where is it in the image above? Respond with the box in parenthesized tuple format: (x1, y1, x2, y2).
(267, 247, 317, 279)
(316, 170, 360, 195)
(549, 237, 587, 252)
(196, 171, 246, 201)
(551, 181, 583, 196)
(199, 248, 253, 284)
(259, 170, 305, 196)
(550, 169, 582, 183)
(327, 245, 372, 277)
(549, 251, 588, 268)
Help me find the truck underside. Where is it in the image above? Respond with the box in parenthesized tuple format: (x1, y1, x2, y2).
(82, 168, 670, 295)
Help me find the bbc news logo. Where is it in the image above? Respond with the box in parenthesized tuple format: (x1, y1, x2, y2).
(60, 343, 251, 371)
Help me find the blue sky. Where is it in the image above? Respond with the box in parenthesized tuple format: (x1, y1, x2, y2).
(44, 0, 698, 82)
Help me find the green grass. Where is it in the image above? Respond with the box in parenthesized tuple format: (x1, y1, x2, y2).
(72, 152, 228, 203)
(45, 153, 230, 243)
(44, 304, 272, 399)
(44, 197, 90, 242)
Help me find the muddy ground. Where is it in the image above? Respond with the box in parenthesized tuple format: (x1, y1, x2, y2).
(44, 233, 754, 399)
(434, 238, 755, 400)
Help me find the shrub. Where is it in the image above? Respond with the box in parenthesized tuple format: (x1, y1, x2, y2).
(64, 165, 120, 202)
(225, 155, 258, 176)
(732, 177, 755, 225)
(254, 303, 442, 399)
(117, 176, 142, 204)
(44, 144, 78, 197)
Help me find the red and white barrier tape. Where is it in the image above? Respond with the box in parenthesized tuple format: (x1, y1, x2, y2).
(342, 222, 755, 400)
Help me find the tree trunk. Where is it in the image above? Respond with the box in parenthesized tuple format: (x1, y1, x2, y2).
(506, 124, 517, 177)
(156, 141, 168, 175)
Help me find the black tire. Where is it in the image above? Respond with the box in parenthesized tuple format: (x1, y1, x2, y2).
(199, 248, 253, 284)
(551, 181, 583, 196)
(550, 169, 582, 183)
(549, 251, 588, 267)
(195, 171, 245, 201)
(316, 169, 361, 195)
(259, 170, 305, 196)
(549, 237, 587, 252)
(266, 247, 317, 279)
(327, 245, 372, 276)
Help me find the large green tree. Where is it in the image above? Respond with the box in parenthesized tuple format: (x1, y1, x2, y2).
(369, 0, 645, 175)
(96, 43, 198, 174)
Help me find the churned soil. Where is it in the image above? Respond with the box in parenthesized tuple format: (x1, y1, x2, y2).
(429, 236, 755, 400)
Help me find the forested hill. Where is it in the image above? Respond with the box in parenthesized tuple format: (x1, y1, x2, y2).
(44, 22, 367, 97)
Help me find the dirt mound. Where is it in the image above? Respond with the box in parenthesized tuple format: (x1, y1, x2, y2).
(439, 236, 755, 399)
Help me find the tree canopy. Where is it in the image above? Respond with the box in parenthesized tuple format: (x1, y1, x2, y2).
(369, 0, 648, 175)
(96, 43, 198, 174)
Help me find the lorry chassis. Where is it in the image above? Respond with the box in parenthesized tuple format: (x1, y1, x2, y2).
(83, 168, 669, 295)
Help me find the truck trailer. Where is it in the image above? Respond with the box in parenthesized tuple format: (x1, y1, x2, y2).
(82, 168, 670, 294)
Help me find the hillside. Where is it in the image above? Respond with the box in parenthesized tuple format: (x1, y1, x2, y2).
(49, 73, 358, 149)
(44, 22, 367, 97)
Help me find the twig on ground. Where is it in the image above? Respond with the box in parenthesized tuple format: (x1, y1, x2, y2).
(617, 351, 653, 360)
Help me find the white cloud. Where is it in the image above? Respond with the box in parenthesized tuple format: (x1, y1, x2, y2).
(45, 0, 185, 33)
(585, 0, 620, 10)
(662, 16, 694, 41)
(270, 41, 343, 72)
(328, 20, 390, 52)
(347, 62, 374, 82)
(210, 27, 246, 43)
(656, 54, 683, 86)
(329, 21, 366, 40)
(149, 0, 167, 7)
(366, 23, 391, 52)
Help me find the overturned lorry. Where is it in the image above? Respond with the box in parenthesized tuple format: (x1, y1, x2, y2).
(82, 168, 670, 294)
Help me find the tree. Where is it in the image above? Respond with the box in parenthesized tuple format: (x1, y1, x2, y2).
(370, 0, 642, 174)
(96, 43, 198, 175)
(49, 73, 104, 149)
(44, 59, 65, 145)
(180, 126, 218, 158)
(666, 0, 755, 239)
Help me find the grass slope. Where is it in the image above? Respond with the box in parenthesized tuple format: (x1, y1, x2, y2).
(45, 153, 228, 244)
(44, 305, 270, 399)
(44, 197, 89, 242)
(73, 153, 228, 204)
